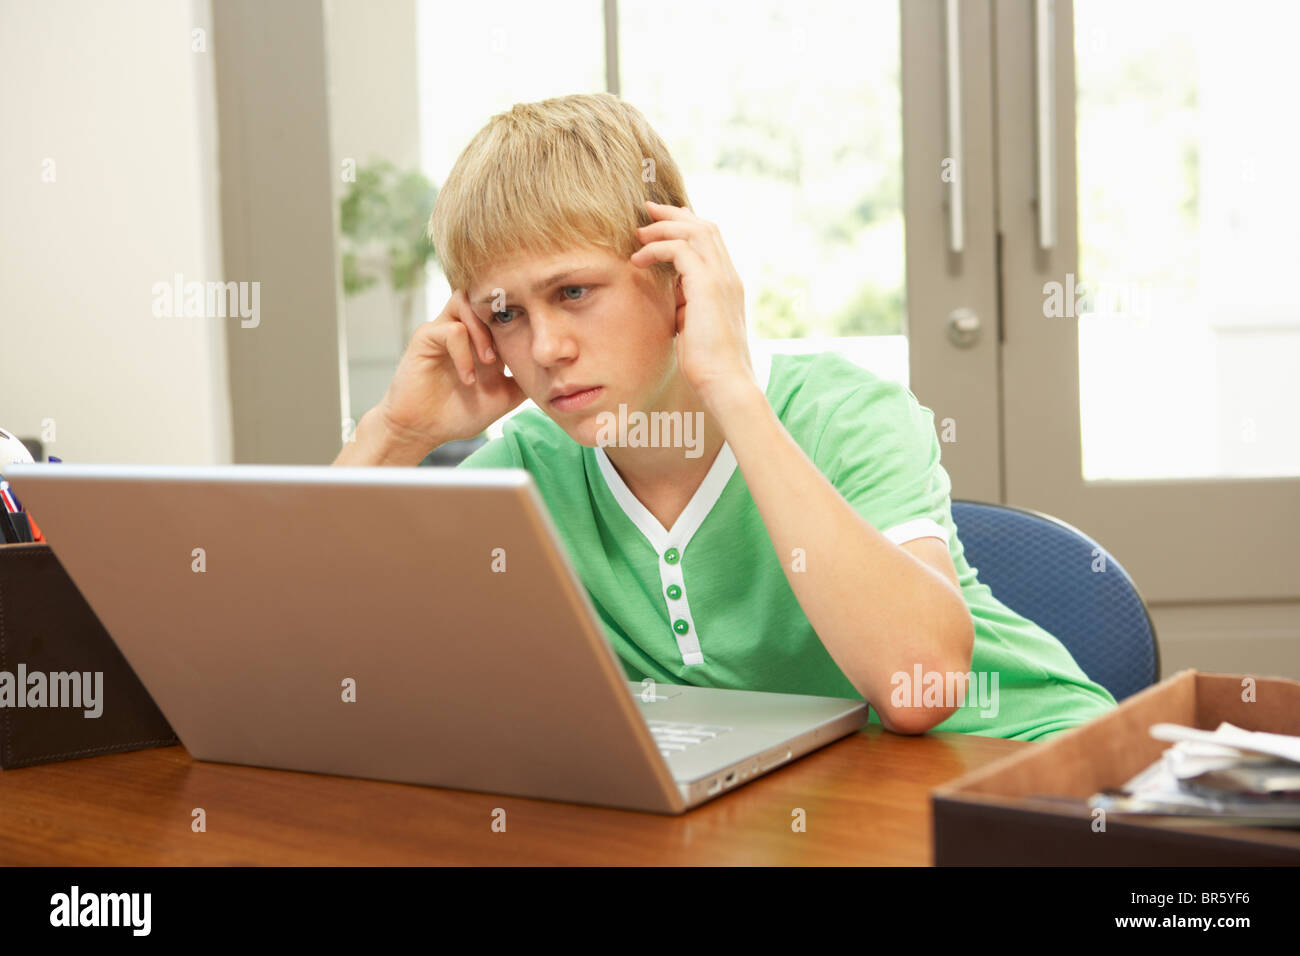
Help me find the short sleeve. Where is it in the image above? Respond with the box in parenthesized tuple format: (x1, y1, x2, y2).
(813, 378, 953, 547)
(452, 408, 574, 473)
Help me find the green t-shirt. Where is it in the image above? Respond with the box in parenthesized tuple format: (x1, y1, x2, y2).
(456, 351, 1117, 740)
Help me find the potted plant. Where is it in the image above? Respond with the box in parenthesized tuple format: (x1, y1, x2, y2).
(339, 161, 488, 463)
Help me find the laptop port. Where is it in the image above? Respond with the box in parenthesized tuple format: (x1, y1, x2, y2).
(760, 748, 793, 772)
(707, 777, 722, 795)
(724, 771, 736, 786)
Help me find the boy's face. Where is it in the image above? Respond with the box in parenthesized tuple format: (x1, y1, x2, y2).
(467, 244, 683, 447)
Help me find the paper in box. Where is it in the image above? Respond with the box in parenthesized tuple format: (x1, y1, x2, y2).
(932, 670, 1300, 864)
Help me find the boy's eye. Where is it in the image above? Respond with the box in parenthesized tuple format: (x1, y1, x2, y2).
(491, 286, 590, 325)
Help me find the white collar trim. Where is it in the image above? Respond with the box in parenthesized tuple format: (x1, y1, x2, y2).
(591, 358, 773, 554)
(594, 440, 737, 555)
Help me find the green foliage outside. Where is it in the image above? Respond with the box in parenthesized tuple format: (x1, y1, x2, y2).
(339, 160, 440, 298)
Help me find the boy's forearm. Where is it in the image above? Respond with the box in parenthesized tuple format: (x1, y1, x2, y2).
(332, 408, 437, 467)
(708, 385, 972, 733)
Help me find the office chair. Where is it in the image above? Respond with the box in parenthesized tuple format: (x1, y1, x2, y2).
(950, 499, 1159, 702)
(418, 435, 488, 466)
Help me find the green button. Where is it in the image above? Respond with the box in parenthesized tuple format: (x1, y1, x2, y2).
(673, 619, 690, 635)
(666, 584, 682, 600)
(664, 548, 680, 564)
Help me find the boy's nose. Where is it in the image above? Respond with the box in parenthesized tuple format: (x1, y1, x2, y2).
(530, 312, 579, 364)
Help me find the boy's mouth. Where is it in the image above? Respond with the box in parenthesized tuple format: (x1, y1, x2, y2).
(549, 385, 604, 412)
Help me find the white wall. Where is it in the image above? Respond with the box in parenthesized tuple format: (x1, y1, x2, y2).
(0, 0, 230, 464)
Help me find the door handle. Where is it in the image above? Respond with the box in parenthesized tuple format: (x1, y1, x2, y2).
(945, 0, 965, 253)
(1035, 0, 1057, 250)
(947, 307, 981, 347)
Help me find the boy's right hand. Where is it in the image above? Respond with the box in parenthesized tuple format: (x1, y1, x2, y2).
(373, 289, 526, 451)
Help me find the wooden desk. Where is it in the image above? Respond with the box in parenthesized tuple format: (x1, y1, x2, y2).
(0, 728, 1024, 865)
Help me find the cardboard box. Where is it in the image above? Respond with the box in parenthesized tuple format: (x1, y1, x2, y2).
(933, 670, 1300, 864)
(0, 542, 178, 769)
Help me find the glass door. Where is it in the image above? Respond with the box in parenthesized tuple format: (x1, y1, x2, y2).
(995, 0, 1300, 602)
(618, 0, 911, 385)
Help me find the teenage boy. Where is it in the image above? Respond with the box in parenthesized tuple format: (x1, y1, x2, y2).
(335, 93, 1117, 740)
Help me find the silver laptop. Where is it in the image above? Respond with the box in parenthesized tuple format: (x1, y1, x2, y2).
(6, 463, 868, 814)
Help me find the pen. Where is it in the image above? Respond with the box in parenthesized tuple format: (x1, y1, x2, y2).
(0, 474, 43, 543)
(0, 481, 18, 516)
(0, 507, 18, 544)
(0, 478, 22, 513)
(0, 484, 30, 542)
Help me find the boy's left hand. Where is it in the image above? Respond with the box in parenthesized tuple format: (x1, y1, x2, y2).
(630, 200, 758, 411)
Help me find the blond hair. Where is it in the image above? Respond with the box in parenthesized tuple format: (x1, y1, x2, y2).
(427, 92, 690, 296)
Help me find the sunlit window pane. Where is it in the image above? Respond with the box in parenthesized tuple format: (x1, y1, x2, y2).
(619, 0, 907, 385)
(1075, 0, 1300, 480)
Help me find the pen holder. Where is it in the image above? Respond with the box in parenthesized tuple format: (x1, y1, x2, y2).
(0, 542, 178, 769)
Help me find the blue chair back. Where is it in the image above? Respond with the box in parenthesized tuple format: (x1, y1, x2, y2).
(950, 500, 1159, 701)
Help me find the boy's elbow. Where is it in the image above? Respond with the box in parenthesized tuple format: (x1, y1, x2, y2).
(877, 699, 959, 736)
(950, 608, 976, 674)
(877, 614, 975, 736)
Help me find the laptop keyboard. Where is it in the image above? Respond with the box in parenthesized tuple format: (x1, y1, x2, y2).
(645, 719, 733, 757)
